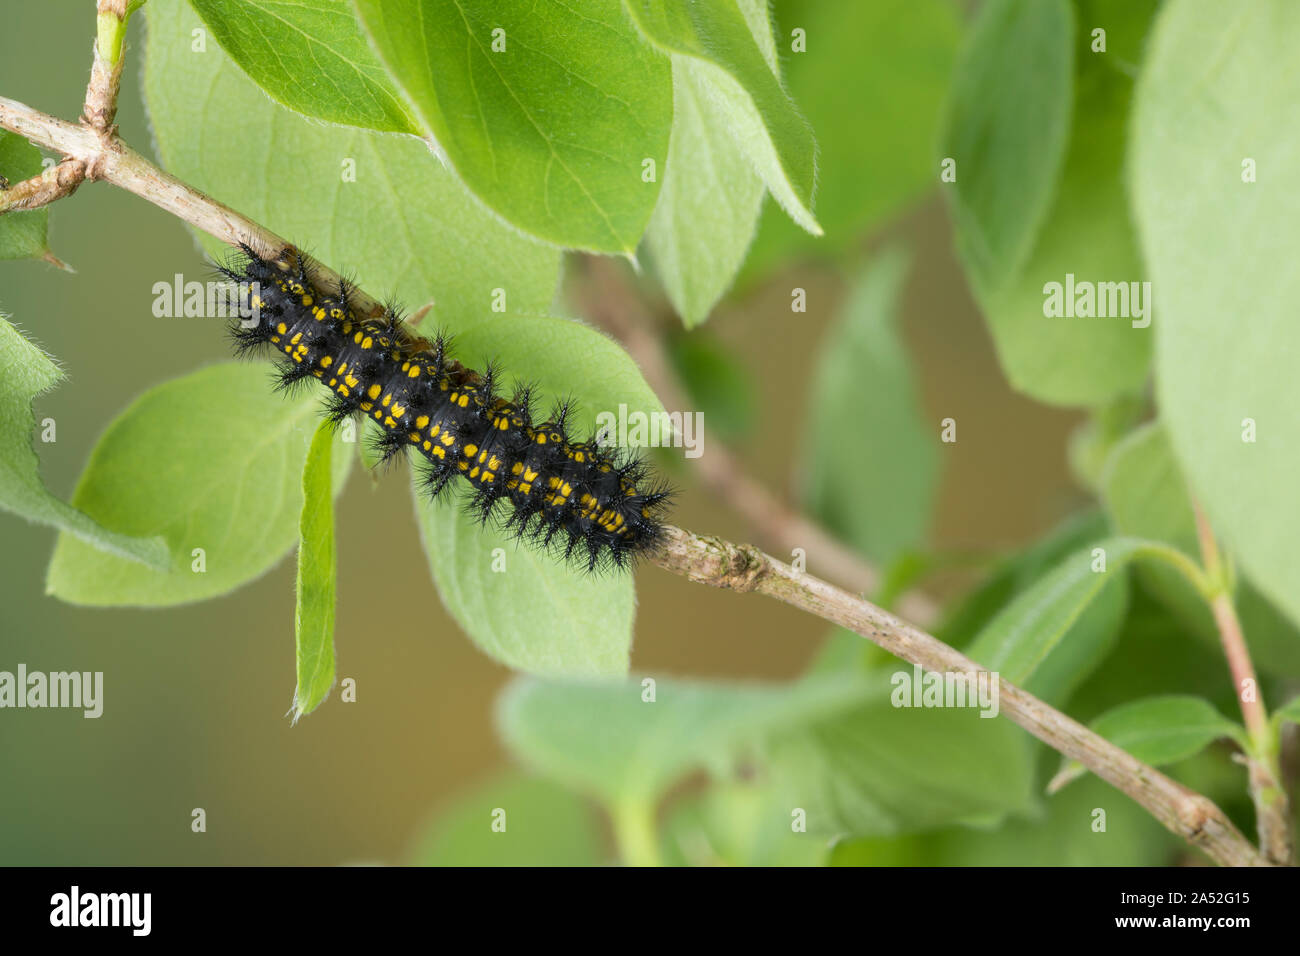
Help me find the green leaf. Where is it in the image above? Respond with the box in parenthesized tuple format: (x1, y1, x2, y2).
(0, 131, 51, 261)
(409, 774, 604, 866)
(969, 0, 1158, 405)
(1131, 0, 1300, 632)
(410, 309, 665, 678)
(941, 0, 1073, 296)
(0, 317, 168, 569)
(624, 0, 820, 236)
(942, 0, 1155, 405)
(744, 0, 962, 276)
(643, 55, 766, 327)
(353, 0, 672, 254)
(188, 0, 419, 133)
(800, 248, 938, 565)
(963, 537, 1151, 705)
(1274, 696, 1300, 730)
(1049, 695, 1245, 792)
(292, 419, 339, 722)
(1101, 422, 1300, 677)
(661, 780, 828, 867)
(414, 479, 635, 678)
(769, 672, 1036, 837)
(46, 363, 352, 606)
(144, 0, 560, 321)
(937, 511, 1109, 649)
(497, 673, 868, 809)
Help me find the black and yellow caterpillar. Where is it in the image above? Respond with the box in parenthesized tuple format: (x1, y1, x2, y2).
(222, 245, 671, 571)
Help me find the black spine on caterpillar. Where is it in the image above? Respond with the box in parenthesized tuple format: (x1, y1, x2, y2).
(219, 244, 672, 572)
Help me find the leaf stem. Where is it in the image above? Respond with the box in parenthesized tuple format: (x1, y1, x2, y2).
(610, 799, 663, 867)
(1192, 500, 1292, 864)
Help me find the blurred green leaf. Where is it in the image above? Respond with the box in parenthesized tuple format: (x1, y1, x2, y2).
(644, 56, 766, 327)
(188, 0, 419, 133)
(962, 0, 1157, 405)
(46, 363, 352, 606)
(770, 672, 1036, 837)
(937, 511, 1109, 649)
(0, 317, 168, 569)
(963, 538, 1152, 705)
(498, 673, 868, 809)
(409, 774, 604, 866)
(942, 0, 1073, 297)
(832, 770, 1183, 866)
(661, 780, 828, 866)
(1101, 422, 1300, 676)
(1131, 0, 1300, 633)
(292, 420, 338, 722)
(800, 248, 938, 565)
(666, 332, 755, 443)
(145, 0, 560, 321)
(1050, 695, 1244, 792)
(0, 131, 51, 261)
(1274, 696, 1300, 730)
(625, 0, 819, 236)
(409, 310, 664, 678)
(354, 0, 671, 253)
(745, 0, 961, 276)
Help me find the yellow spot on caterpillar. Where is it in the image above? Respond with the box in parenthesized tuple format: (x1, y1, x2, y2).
(354, 332, 363, 344)
(416, 415, 429, 429)
(367, 384, 382, 400)
(312, 307, 326, 321)
(276, 322, 287, 334)
(301, 295, 313, 306)
(423, 441, 431, 451)
(381, 393, 392, 407)
(518, 482, 532, 495)
(432, 445, 445, 458)
(457, 462, 468, 472)
(338, 385, 350, 397)
(360, 336, 373, 349)
(270, 336, 281, 344)
(537, 433, 547, 444)
(360, 401, 373, 412)
(290, 332, 302, 345)
(458, 394, 469, 408)
(440, 433, 454, 446)
(345, 374, 359, 389)
(409, 432, 420, 443)
(469, 466, 479, 478)
(408, 365, 421, 378)
(511, 462, 524, 476)
(574, 451, 585, 462)
(329, 378, 338, 387)
(320, 355, 333, 367)
(464, 443, 478, 457)
(430, 424, 440, 437)
(392, 404, 406, 417)
(384, 416, 396, 428)
(524, 468, 539, 482)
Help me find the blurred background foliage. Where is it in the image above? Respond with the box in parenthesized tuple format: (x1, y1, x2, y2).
(1, 0, 1295, 866)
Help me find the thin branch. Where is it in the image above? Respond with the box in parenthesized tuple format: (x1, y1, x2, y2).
(570, 254, 940, 627)
(0, 92, 1270, 866)
(649, 525, 1269, 867)
(1194, 501, 1293, 864)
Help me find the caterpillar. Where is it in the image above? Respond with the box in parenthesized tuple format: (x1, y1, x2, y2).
(219, 244, 672, 572)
